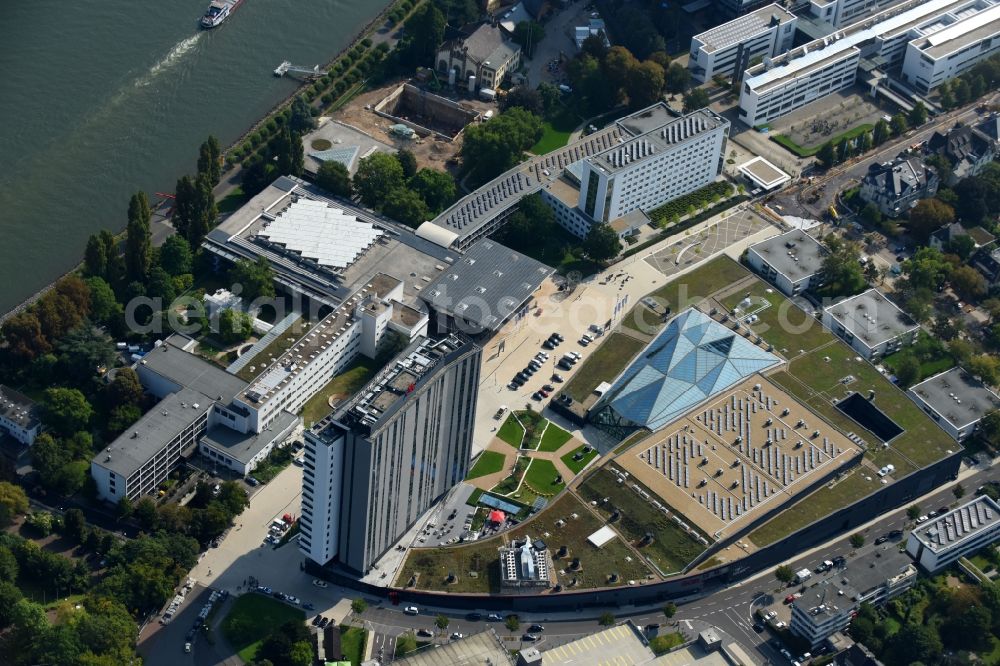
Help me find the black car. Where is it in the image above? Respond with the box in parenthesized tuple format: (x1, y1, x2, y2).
(557, 361, 572, 371)
(832, 555, 846, 567)
(551, 373, 564, 382)
(311, 615, 323, 626)
(319, 617, 330, 628)
(528, 624, 545, 633)
(752, 623, 765, 633)
(543, 340, 556, 350)
(467, 612, 482, 621)
(888, 529, 903, 539)
(417, 628, 433, 638)
(874, 535, 888, 545)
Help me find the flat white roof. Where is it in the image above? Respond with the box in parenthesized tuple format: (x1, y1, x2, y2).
(920, 3, 1000, 57)
(257, 198, 382, 269)
(739, 156, 791, 189)
(694, 4, 795, 53)
(587, 525, 618, 548)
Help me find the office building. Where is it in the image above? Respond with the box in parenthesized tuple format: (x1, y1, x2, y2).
(859, 156, 938, 217)
(809, 0, 908, 27)
(907, 367, 1000, 441)
(822, 289, 919, 360)
(791, 549, 917, 647)
(907, 495, 1000, 571)
(739, 0, 999, 127)
(435, 24, 521, 92)
(689, 5, 797, 84)
(901, 3, 1000, 92)
(299, 335, 481, 574)
(0, 385, 40, 446)
(499, 537, 554, 591)
(746, 229, 828, 295)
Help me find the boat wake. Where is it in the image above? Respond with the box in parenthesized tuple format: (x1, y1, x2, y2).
(135, 32, 203, 87)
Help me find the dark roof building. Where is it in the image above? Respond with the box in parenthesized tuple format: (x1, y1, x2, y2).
(859, 156, 938, 218)
(419, 238, 553, 334)
(926, 121, 997, 184)
(907, 367, 1000, 441)
(0, 384, 41, 445)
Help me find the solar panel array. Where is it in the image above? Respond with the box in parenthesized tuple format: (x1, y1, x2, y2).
(256, 198, 382, 270)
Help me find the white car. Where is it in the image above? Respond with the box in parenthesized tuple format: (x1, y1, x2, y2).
(285, 595, 301, 605)
(917, 515, 930, 523)
(403, 606, 419, 615)
(184, 642, 192, 653)
(450, 632, 464, 639)
(312, 579, 328, 588)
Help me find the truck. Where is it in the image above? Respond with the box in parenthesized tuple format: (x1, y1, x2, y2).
(794, 568, 812, 584)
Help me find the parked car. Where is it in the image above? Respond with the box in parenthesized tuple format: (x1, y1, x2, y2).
(522, 633, 539, 641)
(404, 606, 419, 615)
(874, 535, 889, 545)
(888, 529, 903, 539)
(487, 613, 503, 621)
(528, 624, 545, 633)
(450, 632, 464, 639)
(184, 642, 192, 653)
(319, 616, 330, 628)
(551, 373, 564, 382)
(312, 579, 327, 588)
(246, 477, 259, 487)
(753, 622, 765, 633)
(312, 615, 323, 626)
(417, 628, 433, 638)
(467, 612, 482, 621)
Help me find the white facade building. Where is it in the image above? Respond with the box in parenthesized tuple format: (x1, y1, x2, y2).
(689, 4, 797, 84)
(907, 367, 1000, 441)
(577, 108, 730, 224)
(822, 289, 919, 360)
(901, 3, 1000, 93)
(0, 385, 40, 445)
(739, 0, 998, 127)
(746, 229, 827, 295)
(907, 496, 1000, 572)
(810, 0, 908, 27)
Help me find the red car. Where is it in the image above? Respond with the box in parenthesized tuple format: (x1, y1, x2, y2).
(784, 594, 796, 604)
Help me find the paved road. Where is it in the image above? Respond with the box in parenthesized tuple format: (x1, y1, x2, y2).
(773, 94, 1000, 221)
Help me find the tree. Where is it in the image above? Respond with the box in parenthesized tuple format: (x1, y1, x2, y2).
(948, 233, 976, 261)
(42, 387, 93, 436)
(287, 98, 317, 135)
(817, 141, 838, 169)
(932, 312, 962, 341)
(858, 131, 873, 153)
(903, 247, 953, 291)
(435, 614, 450, 629)
(817, 235, 866, 297)
(604, 46, 639, 88)
(970, 354, 1000, 385)
(890, 113, 909, 136)
(954, 77, 972, 105)
(505, 615, 520, 632)
(860, 202, 882, 228)
(159, 235, 193, 276)
(939, 79, 956, 109)
(173, 175, 198, 241)
(582, 224, 621, 262)
(0, 482, 28, 527)
(894, 353, 921, 386)
(87, 276, 119, 325)
(775, 564, 794, 584)
(908, 198, 954, 241)
(909, 101, 928, 126)
(351, 598, 367, 614)
(106, 367, 143, 408)
(383, 187, 430, 228)
(124, 192, 152, 282)
(315, 160, 353, 198)
(396, 632, 418, 656)
(63, 508, 86, 543)
(887, 622, 942, 664)
(849, 533, 865, 548)
(108, 404, 142, 435)
(84, 233, 108, 278)
(0, 581, 22, 629)
(353, 152, 405, 208)
(397, 3, 445, 68)
(580, 34, 610, 61)
(409, 168, 456, 213)
(907, 505, 921, 520)
(953, 483, 966, 499)
(665, 63, 690, 94)
(461, 108, 543, 181)
(663, 602, 677, 618)
(599, 612, 616, 626)
(272, 126, 304, 178)
(513, 21, 545, 52)
(981, 409, 1000, 446)
(537, 82, 562, 114)
(395, 149, 418, 180)
(873, 119, 892, 145)
(230, 256, 275, 303)
(951, 264, 987, 301)
(197, 135, 222, 186)
(682, 88, 710, 113)
(627, 60, 666, 108)
(2, 311, 51, 363)
(502, 86, 544, 116)
(945, 603, 992, 651)
(218, 308, 253, 344)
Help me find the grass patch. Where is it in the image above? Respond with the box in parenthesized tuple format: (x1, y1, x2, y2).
(466, 487, 484, 506)
(647, 255, 751, 312)
(496, 414, 525, 448)
(620, 303, 664, 337)
(340, 626, 367, 664)
(251, 446, 294, 484)
(498, 222, 602, 277)
(577, 467, 706, 574)
(311, 138, 333, 150)
(561, 444, 599, 474)
(748, 468, 878, 546)
(771, 123, 874, 157)
(491, 456, 530, 495)
(222, 592, 304, 660)
(649, 632, 686, 655)
(647, 182, 734, 227)
(235, 320, 312, 382)
(300, 356, 382, 425)
(531, 105, 580, 154)
(396, 493, 654, 592)
(217, 186, 247, 214)
(466, 451, 507, 480)
(563, 333, 646, 402)
(720, 280, 831, 357)
(523, 458, 566, 496)
(538, 422, 573, 452)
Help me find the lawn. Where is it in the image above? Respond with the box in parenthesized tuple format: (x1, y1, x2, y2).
(537, 422, 573, 452)
(340, 626, 367, 664)
(880, 332, 955, 386)
(577, 467, 706, 575)
(491, 455, 529, 495)
(720, 280, 832, 358)
(235, 320, 312, 382)
(647, 255, 751, 312)
(771, 123, 874, 157)
(300, 356, 382, 425)
(496, 414, 525, 448)
(518, 410, 549, 450)
(747, 467, 881, 547)
(561, 444, 599, 474)
(619, 303, 663, 337)
(221, 592, 304, 662)
(395, 493, 655, 592)
(466, 450, 507, 480)
(523, 458, 566, 496)
(563, 333, 647, 402)
(530, 105, 580, 155)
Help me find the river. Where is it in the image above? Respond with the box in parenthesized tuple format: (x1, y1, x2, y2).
(0, 0, 390, 314)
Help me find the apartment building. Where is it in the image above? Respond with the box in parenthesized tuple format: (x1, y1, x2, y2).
(299, 335, 481, 574)
(907, 367, 1000, 441)
(907, 496, 1000, 571)
(822, 289, 919, 360)
(689, 4, 797, 84)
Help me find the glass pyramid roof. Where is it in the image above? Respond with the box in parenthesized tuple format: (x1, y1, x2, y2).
(597, 309, 781, 432)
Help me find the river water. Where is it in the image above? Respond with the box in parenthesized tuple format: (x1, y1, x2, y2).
(0, 0, 389, 314)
